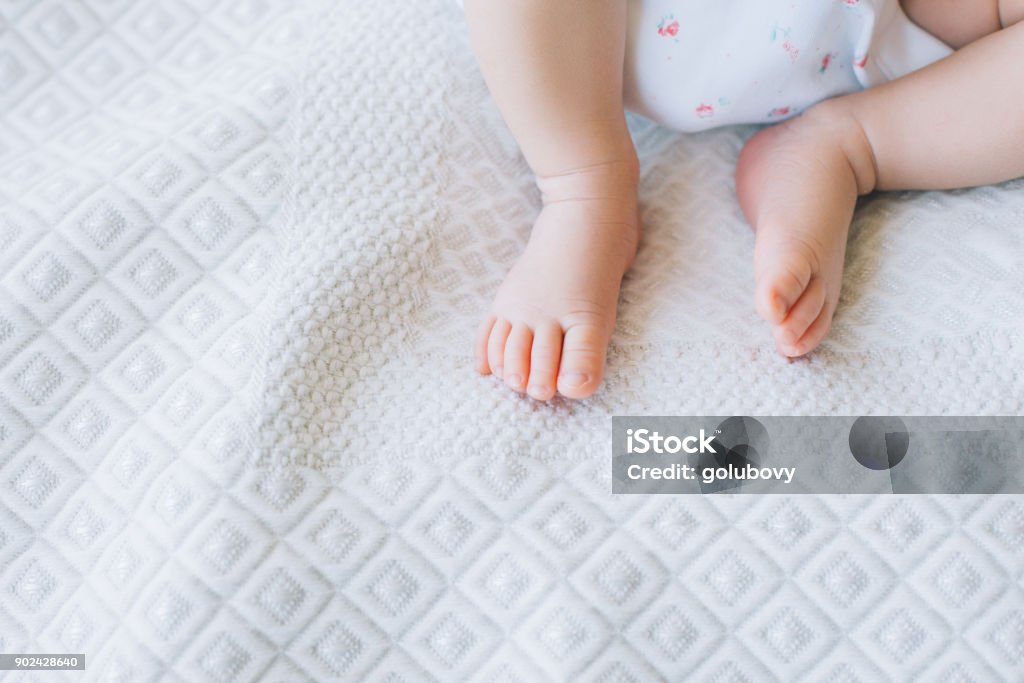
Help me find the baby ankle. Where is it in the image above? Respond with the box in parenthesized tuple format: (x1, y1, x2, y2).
(804, 101, 879, 196)
(535, 156, 640, 205)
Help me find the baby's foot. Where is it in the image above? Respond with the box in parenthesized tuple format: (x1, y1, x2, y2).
(735, 103, 876, 356)
(475, 160, 639, 400)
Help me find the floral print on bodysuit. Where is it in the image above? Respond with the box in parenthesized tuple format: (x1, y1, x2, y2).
(657, 14, 680, 42)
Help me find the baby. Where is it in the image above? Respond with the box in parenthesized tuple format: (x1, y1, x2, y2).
(465, 0, 1024, 401)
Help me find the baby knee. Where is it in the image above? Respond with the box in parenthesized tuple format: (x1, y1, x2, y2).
(999, 0, 1024, 28)
(902, 0, 1002, 48)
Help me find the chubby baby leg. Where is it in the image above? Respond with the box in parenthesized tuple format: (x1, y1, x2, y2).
(464, 0, 639, 400)
(735, 108, 873, 357)
(737, 0, 1024, 356)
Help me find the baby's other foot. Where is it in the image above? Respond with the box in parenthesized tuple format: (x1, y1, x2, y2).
(735, 103, 876, 356)
(475, 160, 639, 400)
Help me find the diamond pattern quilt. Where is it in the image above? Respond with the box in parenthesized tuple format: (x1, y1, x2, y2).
(1, 1, 1023, 681)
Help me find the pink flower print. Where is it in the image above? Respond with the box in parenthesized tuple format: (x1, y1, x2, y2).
(842, 0, 860, 5)
(854, 54, 868, 68)
(770, 25, 799, 63)
(657, 14, 680, 42)
(696, 102, 714, 118)
(767, 106, 792, 118)
(819, 52, 837, 73)
(782, 40, 800, 63)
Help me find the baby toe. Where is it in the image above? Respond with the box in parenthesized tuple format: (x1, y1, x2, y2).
(502, 324, 533, 392)
(755, 247, 814, 324)
(487, 318, 512, 379)
(782, 302, 835, 357)
(774, 276, 826, 352)
(527, 322, 562, 401)
(474, 315, 496, 374)
(556, 323, 607, 399)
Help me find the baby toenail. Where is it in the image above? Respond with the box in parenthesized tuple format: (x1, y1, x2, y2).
(560, 372, 589, 387)
(507, 373, 522, 387)
(529, 385, 549, 397)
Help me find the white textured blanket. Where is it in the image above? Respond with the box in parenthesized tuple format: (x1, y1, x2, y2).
(260, 0, 1023, 460)
(2, 0, 1023, 680)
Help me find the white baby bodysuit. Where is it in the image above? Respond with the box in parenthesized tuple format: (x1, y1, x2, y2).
(624, 0, 952, 131)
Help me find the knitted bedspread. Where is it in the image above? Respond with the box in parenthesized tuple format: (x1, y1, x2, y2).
(2, 0, 1022, 680)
